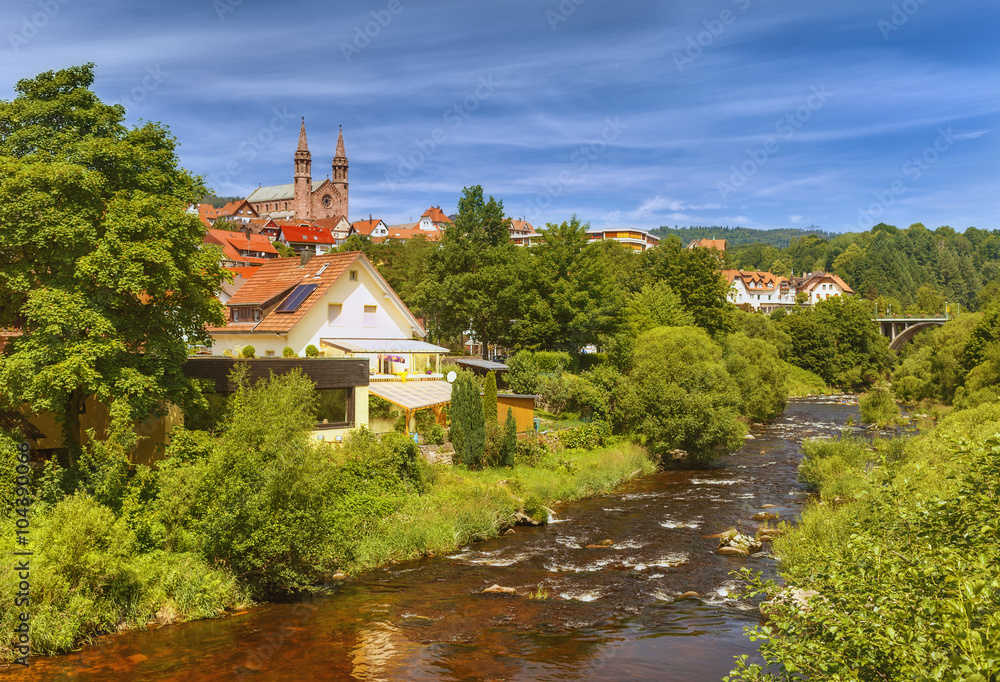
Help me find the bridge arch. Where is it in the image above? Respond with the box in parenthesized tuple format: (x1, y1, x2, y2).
(885, 321, 946, 352)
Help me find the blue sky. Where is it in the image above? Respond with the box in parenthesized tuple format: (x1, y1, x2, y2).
(2, 0, 998, 232)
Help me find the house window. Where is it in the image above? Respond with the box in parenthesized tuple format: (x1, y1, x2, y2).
(328, 303, 343, 325)
(364, 305, 377, 327)
(265, 350, 275, 357)
(349, 270, 357, 282)
(253, 308, 262, 322)
(315, 388, 350, 426)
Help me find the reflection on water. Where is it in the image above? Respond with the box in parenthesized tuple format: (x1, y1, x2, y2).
(9, 397, 862, 681)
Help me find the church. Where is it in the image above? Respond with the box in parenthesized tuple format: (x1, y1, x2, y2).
(247, 119, 349, 221)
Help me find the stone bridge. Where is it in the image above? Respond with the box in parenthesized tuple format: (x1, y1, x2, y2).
(875, 316, 952, 352)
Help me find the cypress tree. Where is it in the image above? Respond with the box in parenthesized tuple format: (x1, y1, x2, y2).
(502, 407, 517, 467)
(483, 371, 498, 424)
(451, 372, 485, 468)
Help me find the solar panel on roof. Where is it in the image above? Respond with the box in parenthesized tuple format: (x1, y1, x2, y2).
(275, 283, 317, 313)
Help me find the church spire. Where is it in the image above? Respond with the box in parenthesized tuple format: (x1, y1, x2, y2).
(335, 125, 346, 159)
(297, 117, 309, 151)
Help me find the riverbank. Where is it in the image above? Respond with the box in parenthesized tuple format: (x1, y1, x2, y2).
(730, 401, 1000, 680)
(1, 436, 655, 662)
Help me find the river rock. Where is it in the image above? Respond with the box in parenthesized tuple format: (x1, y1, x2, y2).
(753, 512, 777, 521)
(760, 504, 778, 509)
(760, 588, 821, 617)
(331, 571, 348, 581)
(504, 528, 516, 535)
(678, 591, 700, 600)
(744, 434, 755, 440)
(717, 546, 750, 556)
(717, 530, 762, 554)
(514, 510, 543, 526)
(482, 584, 518, 595)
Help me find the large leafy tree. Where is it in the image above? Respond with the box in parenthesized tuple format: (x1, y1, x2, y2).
(0, 64, 227, 454)
(623, 326, 746, 464)
(641, 237, 734, 337)
(416, 185, 522, 356)
(515, 216, 625, 352)
(779, 297, 892, 388)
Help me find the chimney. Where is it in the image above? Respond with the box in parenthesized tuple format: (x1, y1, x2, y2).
(300, 251, 315, 267)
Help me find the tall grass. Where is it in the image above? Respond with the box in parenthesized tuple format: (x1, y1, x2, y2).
(342, 443, 655, 573)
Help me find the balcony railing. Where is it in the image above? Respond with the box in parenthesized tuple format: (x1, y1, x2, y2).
(369, 373, 445, 382)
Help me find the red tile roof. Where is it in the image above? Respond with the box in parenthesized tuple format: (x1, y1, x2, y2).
(351, 218, 384, 236)
(693, 238, 727, 251)
(279, 224, 336, 244)
(313, 216, 349, 232)
(387, 225, 441, 241)
(196, 203, 222, 227)
(723, 269, 789, 292)
(205, 229, 279, 265)
(208, 252, 364, 334)
(421, 207, 452, 224)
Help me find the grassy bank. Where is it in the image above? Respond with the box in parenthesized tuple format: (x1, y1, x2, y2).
(343, 443, 655, 574)
(728, 402, 1000, 681)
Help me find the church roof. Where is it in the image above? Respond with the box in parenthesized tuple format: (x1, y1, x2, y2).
(247, 180, 326, 203)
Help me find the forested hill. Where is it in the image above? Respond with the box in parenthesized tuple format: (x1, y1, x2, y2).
(727, 222, 1000, 312)
(651, 226, 837, 248)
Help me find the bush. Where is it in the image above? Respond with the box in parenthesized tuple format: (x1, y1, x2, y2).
(514, 432, 551, 467)
(560, 420, 611, 450)
(305, 344, 320, 357)
(425, 423, 446, 446)
(859, 383, 900, 427)
(240, 345, 255, 358)
(282, 346, 296, 357)
(723, 332, 788, 422)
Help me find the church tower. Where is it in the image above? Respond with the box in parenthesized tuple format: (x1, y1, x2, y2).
(293, 118, 312, 220)
(331, 126, 349, 218)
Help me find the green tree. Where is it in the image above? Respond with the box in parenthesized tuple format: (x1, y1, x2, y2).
(779, 297, 892, 388)
(516, 216, 625, 352)
(642, 237, 733, 337)
(623, 326, 746, 464)
(450, 371, 485, 468)
(0, 64, 227, 455)
(623, 281, 694, 335)
(501, 407, 517, 468)
(723, 333, 789, 421)
(417, 186, 521, 357)
(483, 371, 498, 424)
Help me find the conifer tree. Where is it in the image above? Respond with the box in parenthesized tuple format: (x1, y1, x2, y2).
(483, 371, 498, 424)
(502, 407, 517, 467)
(450, 372, 485, 468)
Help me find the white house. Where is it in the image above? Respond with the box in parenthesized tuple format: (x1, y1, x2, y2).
(207, 251, 448, 374)
(724, 270, 796, 312)
(792, 272, 855, 304)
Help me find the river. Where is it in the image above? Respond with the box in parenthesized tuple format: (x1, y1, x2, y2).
(12, 396, 863, 681)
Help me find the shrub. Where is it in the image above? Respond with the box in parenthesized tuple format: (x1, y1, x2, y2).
(240, 345, 256, 359)
(514, 432, 551, 467)
(560, 420, 611, 450)
(197, 368, 332, 597)
(859, 383, 900, 427)
(305, 344, 320, 357)
(723, 332, 789, 422)
(282, 346, 296, 357)
(506, 350, 540, 394)
(425, 423, 446, 446)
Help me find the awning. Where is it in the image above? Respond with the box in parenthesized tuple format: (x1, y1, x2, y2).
(369, 381, 453, 412)
(453, 358, 509, 371)
(320, 338, 450, 354)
